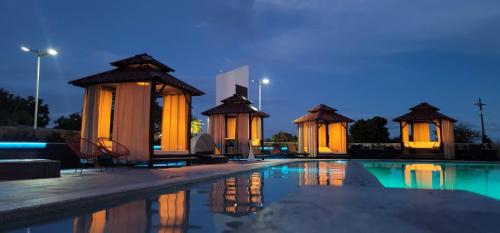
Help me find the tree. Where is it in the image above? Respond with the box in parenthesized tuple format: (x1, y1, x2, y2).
(0, 88, 50, 127)
(454, 122, 480, 143)
(349, 116, 390, 143)
(54, 112, 82, 130)
(191, 117, 203, 136)
(272, 131, 297, 143)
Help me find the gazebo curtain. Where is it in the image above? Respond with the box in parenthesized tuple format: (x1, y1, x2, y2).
(226, 117, 236, 139)
(158, 191, 188, 232)
(413, 123, 431, 142)
(312, 122, 347, 154)
(302, 122, 318, 157)
(251, 116, 262, 146)
(441, 119, 455, 159)
(161, 94, 189, 152)
(81, 84, 113, 153)
(208, 115, 226, 154)
(329, 122, 347, 154)
(112, 82, 151, 161)
(236, 113, 250, 156)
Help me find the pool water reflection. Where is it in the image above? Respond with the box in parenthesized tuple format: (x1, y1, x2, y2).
(7, 161, 346, 233)
(362, 161, 500, 200)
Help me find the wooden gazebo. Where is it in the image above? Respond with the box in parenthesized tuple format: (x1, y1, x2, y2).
(69, 53, 204, 165)
(293, 104, 353, 157)
(202, 94, 269, 156)
(394, 102, 456, 159)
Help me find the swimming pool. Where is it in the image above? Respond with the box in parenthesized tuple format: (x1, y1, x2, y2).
(362, 161, 500, 200)
(5, 160, 347, 233)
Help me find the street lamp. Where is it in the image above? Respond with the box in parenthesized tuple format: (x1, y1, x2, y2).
(20, 46, 58, 129)
(252, 77, 270, 110)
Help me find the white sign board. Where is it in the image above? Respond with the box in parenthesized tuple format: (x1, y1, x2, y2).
(215, 65, 249, 104)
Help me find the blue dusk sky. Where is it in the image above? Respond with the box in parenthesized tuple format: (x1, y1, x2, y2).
(1, 0, 499, 140)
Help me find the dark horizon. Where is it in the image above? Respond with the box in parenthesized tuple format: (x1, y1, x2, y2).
(1, 0, 499, 141)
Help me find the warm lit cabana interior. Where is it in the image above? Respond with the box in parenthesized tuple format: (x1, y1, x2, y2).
(69, 53, 204, 165)
(293, 104, 353, 157)
(202, 94, 269, 157)
(394, 102, 456, 159)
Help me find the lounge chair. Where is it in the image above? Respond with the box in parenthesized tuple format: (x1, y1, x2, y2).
(64, 135, 103, 174)
(284, 144, 308, 158)
(97, 137, 131, 170)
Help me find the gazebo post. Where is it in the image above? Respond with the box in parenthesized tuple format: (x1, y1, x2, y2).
(325, 123, 330, 148)
(439, 119, 444, 158)
(399, 122, 404, 156)
(148, 79, 157, 168)
(316, 121, 319, 157)
(345, 122, 349, 155)
(186, 93, 192, 157)
(261, 117, 265, 153)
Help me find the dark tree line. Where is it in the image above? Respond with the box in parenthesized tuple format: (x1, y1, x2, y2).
(0, 88, 50, 127)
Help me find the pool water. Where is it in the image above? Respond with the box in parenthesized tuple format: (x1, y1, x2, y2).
(6, 161, 347, 233)
(362, 161, 500, 200)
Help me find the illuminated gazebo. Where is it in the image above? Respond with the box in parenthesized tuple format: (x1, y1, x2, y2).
(394, 102, 456, 159)
(293, 104, 353, 157)
(69, 53, 204, 165)
(202, 94, 269, 156)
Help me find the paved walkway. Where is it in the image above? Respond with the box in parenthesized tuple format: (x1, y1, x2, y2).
(0, 159, 298, 225)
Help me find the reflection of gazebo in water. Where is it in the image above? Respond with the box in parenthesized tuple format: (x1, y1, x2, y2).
(299, 161, 347, 186)
(202, 94, 269, 156)
(73, 200, 148, 233)
(294, 104, 353, 157)
(394, 103, 456, 159)
(69, 54, 204, 165)
(208, 172, 263, 216)
(72, 190, 190, 233)
(403, 164, 457, 190)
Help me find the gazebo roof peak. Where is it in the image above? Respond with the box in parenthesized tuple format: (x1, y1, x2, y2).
(294, 104, 353, 123)
(110, 53, 175, 72)
(309, 104, 338, 113)
(409, 102, 440, 111)
(394, 102, 456, 122)
(221, 94, 252, 104)
(202, 94, 269, 117)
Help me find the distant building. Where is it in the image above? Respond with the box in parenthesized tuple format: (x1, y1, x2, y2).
(215, 65, 249, 104)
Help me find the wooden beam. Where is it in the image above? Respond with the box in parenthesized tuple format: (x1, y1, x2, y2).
(148, 79, 156, 168)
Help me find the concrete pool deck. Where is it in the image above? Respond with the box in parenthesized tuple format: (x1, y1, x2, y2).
(1, 159, 500, 232)
(0, 159, 299, 226)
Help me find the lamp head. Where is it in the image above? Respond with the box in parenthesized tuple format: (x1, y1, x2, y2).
(261, 78, 270, 85)
(21, 46, 30, 52)
(47, 48, 58, 56)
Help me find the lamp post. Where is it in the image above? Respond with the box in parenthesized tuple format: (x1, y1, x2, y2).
(252, 78, 269, 110)
(21, 46, 58, 129)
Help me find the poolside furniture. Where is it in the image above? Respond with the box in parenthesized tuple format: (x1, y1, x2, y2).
(64, 135, 103, 173)
(0, 159, 60, 180)
(293, 104, 353, 158)
(97, 137, 131, 169)
(394, 102, 456, 159)
(283, 144, 309, 158)
(202, 94, 270, 159)
(68, 54, 204, 167)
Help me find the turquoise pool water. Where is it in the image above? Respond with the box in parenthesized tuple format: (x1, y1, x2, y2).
(362, 161, 500, 200)
(5, 161, 347, 233)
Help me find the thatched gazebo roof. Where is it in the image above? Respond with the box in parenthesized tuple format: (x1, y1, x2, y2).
(201, 94, 270, 117)
(68, 53, 204, 96)
(293, 104, 353, 123)
(393, 102, 457, 122)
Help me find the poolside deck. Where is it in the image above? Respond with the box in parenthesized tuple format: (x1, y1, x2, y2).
(1, 160, 500, 232)
(0, 159, 297, 227)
